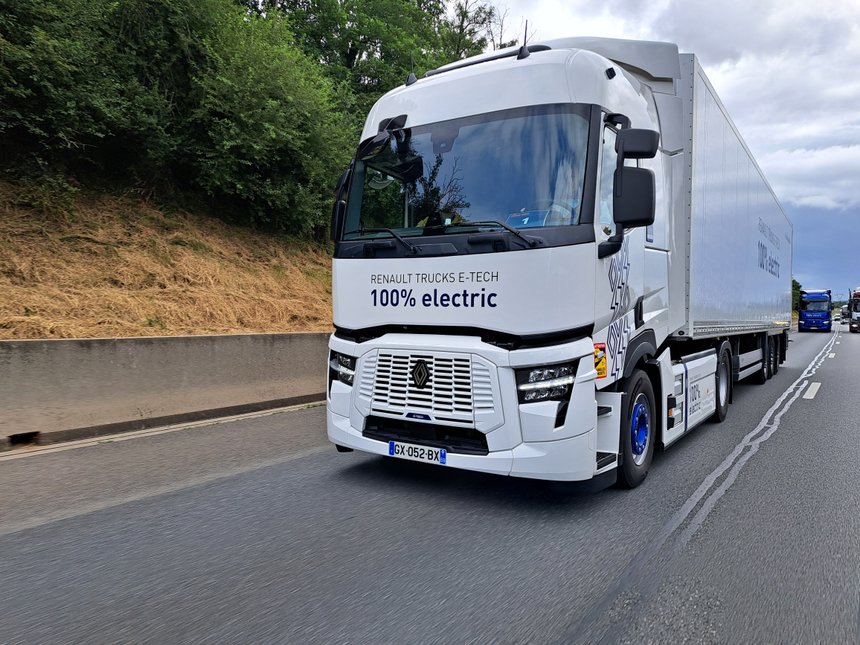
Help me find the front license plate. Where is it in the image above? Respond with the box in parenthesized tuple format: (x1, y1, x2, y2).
(388, 441, 447, 465)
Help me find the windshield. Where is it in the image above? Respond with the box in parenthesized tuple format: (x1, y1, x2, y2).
(853, 300, 860, 312)
(800, 300, 830, 312)
(343, 105, 590, 239)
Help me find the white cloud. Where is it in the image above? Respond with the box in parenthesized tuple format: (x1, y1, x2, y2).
(758, 146, 860, 209)
(495, 0, 860, 211)
(499, 0, 659, 42)
(647, 0, 857, 64)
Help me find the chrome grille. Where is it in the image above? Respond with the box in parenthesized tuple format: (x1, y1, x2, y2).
(371, 352, 478, 424)
(471, 361, 494, 412)
(358, 353, 377, 400)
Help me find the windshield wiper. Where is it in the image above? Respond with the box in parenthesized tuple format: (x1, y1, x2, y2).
(445, 220, 542, 248)
(350, 227, 419, 254)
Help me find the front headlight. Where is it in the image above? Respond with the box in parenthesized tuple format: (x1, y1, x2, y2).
(515, 363, 577, 403)
(329, 351, 356, 387)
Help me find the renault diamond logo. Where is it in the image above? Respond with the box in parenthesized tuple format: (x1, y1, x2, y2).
(411, 360, 431, 389)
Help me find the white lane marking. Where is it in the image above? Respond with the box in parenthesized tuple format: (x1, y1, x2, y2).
(0, 445, 330, 538)
(677, 381, 809, 546)
(836, 341, 841, 344)
(0, 401, 325, 462)
(670, 331, 836, 549)
(557, 331, 838, 643)
(803, 382, 822, 399)
(828, 353, 836, 358)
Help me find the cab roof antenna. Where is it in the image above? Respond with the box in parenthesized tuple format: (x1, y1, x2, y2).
(517, 21, 530, 60)
(406, 55, 417, 86)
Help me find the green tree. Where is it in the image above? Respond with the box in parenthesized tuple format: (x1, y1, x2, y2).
(0, 0, 350, 235)
(270, 0, 499, 115)
(0, 0, 121, 176)
(187, 4, 352, 234)
(792, 277, 801, 310)
(438, 0, 494, 61)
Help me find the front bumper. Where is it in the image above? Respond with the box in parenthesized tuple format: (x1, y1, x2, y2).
(328, 409, 599, 481)
(799, 321, 831, 330)
(326, 332, 603, 482)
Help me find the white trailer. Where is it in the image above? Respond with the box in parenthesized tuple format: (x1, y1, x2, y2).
(326, 37, 792, 488)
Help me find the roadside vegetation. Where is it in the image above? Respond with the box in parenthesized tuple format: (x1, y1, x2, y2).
(0, 0, 515, 338)
(0, 183, 332, 338)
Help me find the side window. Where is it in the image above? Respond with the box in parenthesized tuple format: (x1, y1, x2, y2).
(598, 127, 617, 237)
(639, 156, 661, 245)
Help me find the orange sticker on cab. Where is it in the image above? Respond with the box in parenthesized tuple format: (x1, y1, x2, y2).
(594, 343, 607, 378)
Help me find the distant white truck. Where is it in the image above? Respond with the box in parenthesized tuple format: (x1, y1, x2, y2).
(848, 289, 860, 332)
(327, 37, 792, 488)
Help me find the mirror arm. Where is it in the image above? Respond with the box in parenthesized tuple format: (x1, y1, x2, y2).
(597, 232, 624, 259)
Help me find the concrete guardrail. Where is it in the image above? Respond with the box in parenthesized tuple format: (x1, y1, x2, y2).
(0, 332, 330, 450)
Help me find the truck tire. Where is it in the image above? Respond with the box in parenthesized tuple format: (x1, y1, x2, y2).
(712, 342, 731, 422)
(617, 369, 656, 489)
(767, 337, 775, 379)
(751, 336, 771, 384)
(771, 336, 780, 375)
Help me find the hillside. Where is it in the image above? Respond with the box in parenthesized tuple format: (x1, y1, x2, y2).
(0, 184, 333, 339)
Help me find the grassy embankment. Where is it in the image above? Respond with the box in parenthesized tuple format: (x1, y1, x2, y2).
(0, 183, 333, 339)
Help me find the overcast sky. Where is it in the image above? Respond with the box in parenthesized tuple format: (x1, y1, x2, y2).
(497, 0, 860, 298)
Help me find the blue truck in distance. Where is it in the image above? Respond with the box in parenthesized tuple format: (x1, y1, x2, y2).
(798, 289, 832, 332)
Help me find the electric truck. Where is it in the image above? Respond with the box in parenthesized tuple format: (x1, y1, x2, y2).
(327, 37, 792, 488)
(797, 289, 832, 332)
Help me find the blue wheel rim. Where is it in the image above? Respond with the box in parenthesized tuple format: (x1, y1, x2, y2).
(630, 394, 650, 466)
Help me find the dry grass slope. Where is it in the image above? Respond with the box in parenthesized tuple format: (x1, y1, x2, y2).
(0, 183, 333, 339)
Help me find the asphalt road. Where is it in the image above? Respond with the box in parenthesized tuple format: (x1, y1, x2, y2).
(1, 329, 857, 644)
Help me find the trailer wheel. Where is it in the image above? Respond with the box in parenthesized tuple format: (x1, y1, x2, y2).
(751, 336, 771, 384)
(763, 337, 775, 380)
(712, 342, 731, 423)
(617, 369, 655, 489)
(771, 336, 780, 375)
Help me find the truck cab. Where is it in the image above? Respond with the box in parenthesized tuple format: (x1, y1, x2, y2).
(797, 289, 832, 332)
(848, 290, 860, 332)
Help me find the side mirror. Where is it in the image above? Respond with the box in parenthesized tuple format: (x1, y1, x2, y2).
(611, 127, 658, 228)
(616, 128, 659, 159)
(613, 166, 655, 228)
(597, 128, 657, 259)
(357, 132, 391, 160)
(612, 128, 660, 229)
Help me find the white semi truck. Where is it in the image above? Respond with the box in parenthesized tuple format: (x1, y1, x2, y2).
(326, 37, 792, 488)
(848, 288, 860, 333)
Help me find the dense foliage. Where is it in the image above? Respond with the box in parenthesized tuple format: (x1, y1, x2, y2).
(0, 0, 506, 236)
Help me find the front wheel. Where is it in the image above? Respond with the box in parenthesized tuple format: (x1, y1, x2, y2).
(617, 369, 656, 489)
